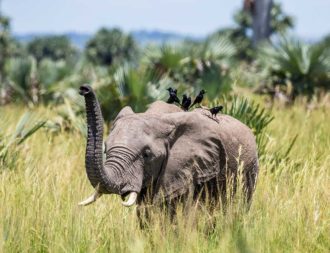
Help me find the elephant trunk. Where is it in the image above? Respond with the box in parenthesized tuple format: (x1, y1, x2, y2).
(79, 84, 112, 194)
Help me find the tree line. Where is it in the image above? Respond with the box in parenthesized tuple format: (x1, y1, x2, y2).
(0, 0, 329, 110)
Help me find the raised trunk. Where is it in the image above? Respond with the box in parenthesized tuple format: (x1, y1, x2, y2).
(79, 85, 112, 194)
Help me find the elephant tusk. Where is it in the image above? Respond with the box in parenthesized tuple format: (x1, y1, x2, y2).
(121, 192, 138, 207)
(78, 183, 102, 206)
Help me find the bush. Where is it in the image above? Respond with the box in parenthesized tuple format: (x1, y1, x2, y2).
(85, 28, 138, 66)
(143, 35, 237, 100)
(258, 37, 330, 99)
(94, 64, 156, 121)
(27, 35, 77, 63)
(6, 56, 38, 104)
(0, 112, 45, 168)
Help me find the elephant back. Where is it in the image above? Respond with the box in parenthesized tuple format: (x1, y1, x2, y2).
(146, 101, 183, 114)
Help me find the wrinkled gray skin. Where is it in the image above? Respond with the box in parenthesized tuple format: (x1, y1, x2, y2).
(79, 85, 258, 212)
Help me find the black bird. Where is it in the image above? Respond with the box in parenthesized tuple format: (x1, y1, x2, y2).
(167, 87, 177, 95)
(190, 90, 206, 108)
(181, 94, 191, 111)
(166, 87, 180, 104)
(209, 105, 223, 118)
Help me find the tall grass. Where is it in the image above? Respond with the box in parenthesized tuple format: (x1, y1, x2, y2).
(0, 102, 329, 253)
(0, 111, 46, 168)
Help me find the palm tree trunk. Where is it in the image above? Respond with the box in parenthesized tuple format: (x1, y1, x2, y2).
(252, 0, 273, 46)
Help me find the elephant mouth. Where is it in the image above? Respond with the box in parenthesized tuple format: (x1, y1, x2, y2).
(120, 191, 138, 207)
(120, 191, 130, 200)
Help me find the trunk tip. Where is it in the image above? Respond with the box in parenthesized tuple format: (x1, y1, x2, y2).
(79, 84, 93, 96)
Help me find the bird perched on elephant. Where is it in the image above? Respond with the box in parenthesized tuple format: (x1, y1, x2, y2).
(190, 89, 206, 108)
(205, 105, 224, 122)
(166, 87, 180, 104)
(78, 85, 259, 215)
(181, 94, 191, 111)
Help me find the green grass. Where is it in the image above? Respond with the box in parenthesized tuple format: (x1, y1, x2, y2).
(0, 102, 329, 253)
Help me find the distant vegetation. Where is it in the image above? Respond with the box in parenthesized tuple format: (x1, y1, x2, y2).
(85, 28, 138, 66)
(27, 35, 77, 63)
(0, 1, 328, 145)
(14, 30, 195, 49)
(1, 1, 329, 114)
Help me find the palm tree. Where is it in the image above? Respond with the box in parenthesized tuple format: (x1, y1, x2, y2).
(258, 37, 330, 99)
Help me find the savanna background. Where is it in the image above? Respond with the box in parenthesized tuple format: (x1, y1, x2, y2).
(0, 0, 329, 252)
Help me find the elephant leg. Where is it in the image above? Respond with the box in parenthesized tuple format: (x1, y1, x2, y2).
(165, 193, 194, 223)
(219, 179, 227, 213)
(192, 179, 227, 233)
(192, 178, 227, 213)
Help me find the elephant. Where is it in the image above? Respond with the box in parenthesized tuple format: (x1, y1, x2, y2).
(78, 84, 259, 214)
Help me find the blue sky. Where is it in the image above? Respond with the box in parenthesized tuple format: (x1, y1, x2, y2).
(2, 0, 330, 39)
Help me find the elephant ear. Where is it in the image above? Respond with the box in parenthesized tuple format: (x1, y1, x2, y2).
(113, 106, 134, 123)
(153, 112, 227, 203)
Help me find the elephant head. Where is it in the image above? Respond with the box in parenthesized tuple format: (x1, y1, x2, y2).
(78, 84, 174, 206)
(78, 85, 258, 207)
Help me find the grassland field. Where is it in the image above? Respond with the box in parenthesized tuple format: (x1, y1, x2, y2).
(0, 98, 329, 253)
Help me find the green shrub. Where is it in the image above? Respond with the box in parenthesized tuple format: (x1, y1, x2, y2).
(0, 112, 45, 168)
(27, 35, 77, 63)
(143, 35, 237, 100)
(85, 28, 138, 66)
(258, 37, 330, 98)
(5, 56, 74, 105)
(96, 64, 156, 121)
(6, 56, 38, 105)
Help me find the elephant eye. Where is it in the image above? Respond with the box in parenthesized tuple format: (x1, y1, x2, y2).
(143, 149, 151, 159)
